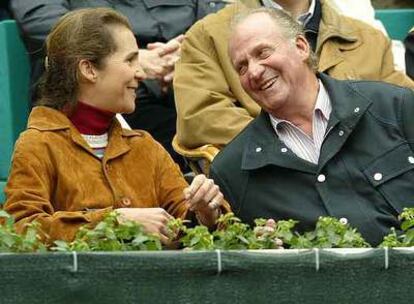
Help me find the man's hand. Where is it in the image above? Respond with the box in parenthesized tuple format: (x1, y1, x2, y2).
(116, 208, 173, 244)
(183, 174, 224, 227)
(254, 219, 284, 249)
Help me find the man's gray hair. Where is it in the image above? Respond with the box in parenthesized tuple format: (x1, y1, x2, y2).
(231, 7, 318, 72)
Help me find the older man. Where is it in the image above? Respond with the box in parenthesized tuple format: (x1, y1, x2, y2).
(174, 0, 414, 151)
(209, 8, 414, 246)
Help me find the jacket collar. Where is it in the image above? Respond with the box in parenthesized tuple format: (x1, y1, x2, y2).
(317, 0, 361, 71)
(28, 106, 72, 131)
(319, 73, 372, 130)
(28, 106, 143, 160)
(241, 110, 318, 173)
(317, 0, 359, 47)
(241, 73, 372, 172)
(28, 106, 141, 136)
(248, 0, 357, 43)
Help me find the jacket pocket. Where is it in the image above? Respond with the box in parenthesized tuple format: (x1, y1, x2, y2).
(142, 0, 193, 8)
(363, 143, 414, 213)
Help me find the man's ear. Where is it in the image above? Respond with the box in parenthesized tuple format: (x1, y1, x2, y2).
(78, 59, 98, 83)
(295, 35, 310, 61)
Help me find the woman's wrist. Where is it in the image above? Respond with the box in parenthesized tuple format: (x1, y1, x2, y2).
(194, 207, 221, 228)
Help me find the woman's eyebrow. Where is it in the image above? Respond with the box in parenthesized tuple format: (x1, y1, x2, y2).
(127, 51, 139, 58)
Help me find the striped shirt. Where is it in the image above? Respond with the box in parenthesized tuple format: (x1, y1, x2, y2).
(81, 133, 108, 159)
(270, 80, 331, 164)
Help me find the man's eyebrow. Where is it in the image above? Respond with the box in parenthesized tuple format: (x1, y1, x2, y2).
(234, 58, 247, 69)
(251, 42, 274, 54)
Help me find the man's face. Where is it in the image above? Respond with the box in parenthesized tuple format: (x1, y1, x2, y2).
(229, 13, 309, 116)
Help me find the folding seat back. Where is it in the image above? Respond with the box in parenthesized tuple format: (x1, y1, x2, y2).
(0, 20, 30, 203)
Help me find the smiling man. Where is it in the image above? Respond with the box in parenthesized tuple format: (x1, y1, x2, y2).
(209, 8, 414, 246)
(174, 0, 414, 152)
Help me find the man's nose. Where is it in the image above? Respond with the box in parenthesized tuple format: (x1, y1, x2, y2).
(248, 61, 265, 80)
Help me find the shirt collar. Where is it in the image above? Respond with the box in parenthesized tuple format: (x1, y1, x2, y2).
(269, 79, 331, 133)
(262, 0, 316, 26)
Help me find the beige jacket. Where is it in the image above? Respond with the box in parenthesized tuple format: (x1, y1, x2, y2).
(4, 107, 190, 242)
(174, 0, 414, 148)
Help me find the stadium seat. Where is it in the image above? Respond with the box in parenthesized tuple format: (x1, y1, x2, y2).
(375, 9, 414, 41)
(0, 20, 30, 201)
(0, 180, 6, 203)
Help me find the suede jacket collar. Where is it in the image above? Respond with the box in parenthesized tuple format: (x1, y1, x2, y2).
(28, 106, 143, 161)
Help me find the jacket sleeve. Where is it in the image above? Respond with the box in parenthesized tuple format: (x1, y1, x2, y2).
(173, 20, 254, 149)
(378, 32, 414, 89)
(209, 165, 235, 208)
(3, 132, 110, 243)
(10, 0, 70, 50)
(153, 139, 190, 219)
(154, 138, 232, 220)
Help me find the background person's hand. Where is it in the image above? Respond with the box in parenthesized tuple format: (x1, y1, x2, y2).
(116, 207, 173, 244)
(147, 34, 185, 57)
(146, 35, 185, 90)
(138, 49, 170, 80)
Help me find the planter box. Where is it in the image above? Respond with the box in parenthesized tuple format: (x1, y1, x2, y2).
(0, 248, 413, 304)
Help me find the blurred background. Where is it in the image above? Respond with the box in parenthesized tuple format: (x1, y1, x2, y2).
(372, 0, 413, 8)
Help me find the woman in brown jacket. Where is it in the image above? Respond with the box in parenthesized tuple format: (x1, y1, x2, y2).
(3, 8, 225, 244)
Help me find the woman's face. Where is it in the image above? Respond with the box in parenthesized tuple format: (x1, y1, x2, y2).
(92, 25, 144, 114)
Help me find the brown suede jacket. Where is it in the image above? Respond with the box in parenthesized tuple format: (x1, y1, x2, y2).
(4, 106, 191, 242)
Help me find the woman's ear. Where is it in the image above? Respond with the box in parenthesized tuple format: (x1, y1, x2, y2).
(78, 59, 98, 83)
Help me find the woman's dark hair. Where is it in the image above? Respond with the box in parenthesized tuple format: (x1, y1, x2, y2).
(37, 7, 132, 111)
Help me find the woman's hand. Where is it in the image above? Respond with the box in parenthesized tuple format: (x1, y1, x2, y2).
(116, 207, 173, 244)
(183, 174, 224, 227)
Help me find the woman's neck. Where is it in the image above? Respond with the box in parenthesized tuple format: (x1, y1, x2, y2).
(69, 101, 115, 135)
